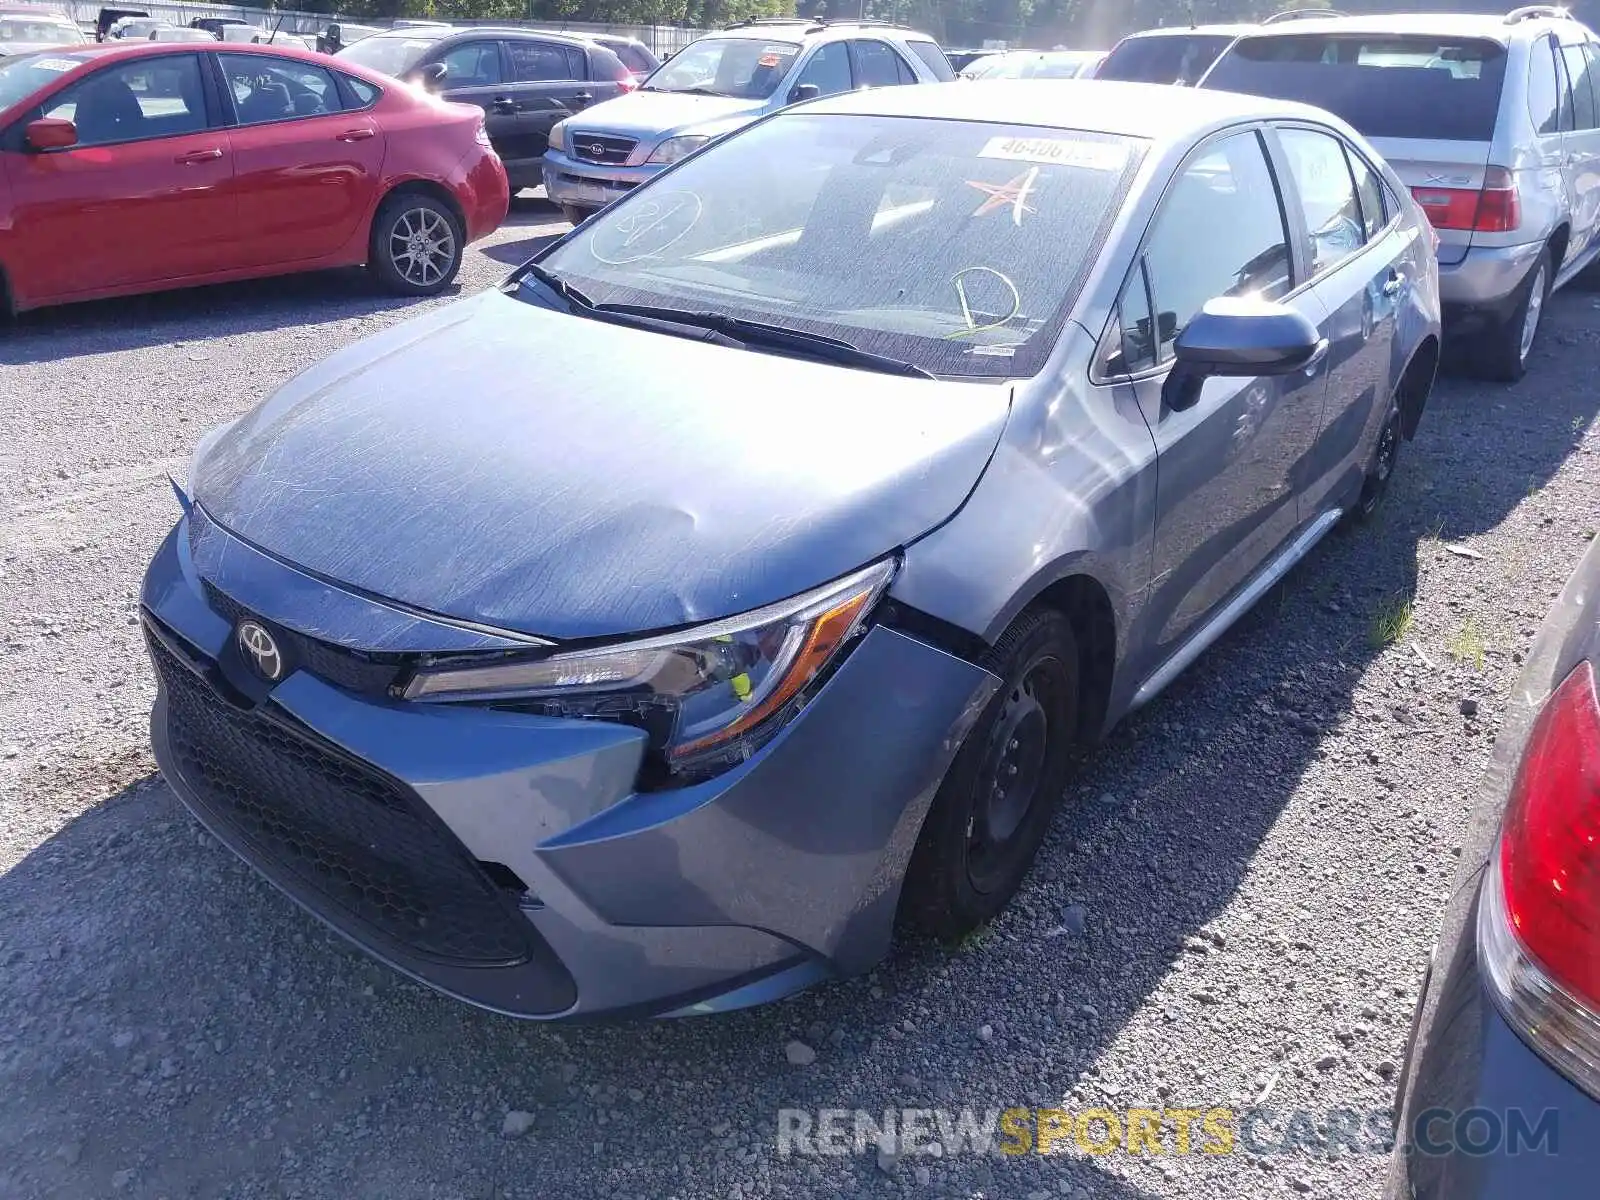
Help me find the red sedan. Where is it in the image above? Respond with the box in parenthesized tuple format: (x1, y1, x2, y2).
(0, 41, 508, 314)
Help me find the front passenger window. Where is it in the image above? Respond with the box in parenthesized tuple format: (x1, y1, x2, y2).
(1279, 127, 1367, 277)
(792, 41, 852, 98)
(43, 55, 208, 146)
(440, 42, 502, 88)
(1139, 130, 1293, 362)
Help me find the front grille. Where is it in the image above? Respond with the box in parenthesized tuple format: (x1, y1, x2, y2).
(149, 630, 534, 967)
(569, 132, 637, 165)
(203, 582, 406, 698)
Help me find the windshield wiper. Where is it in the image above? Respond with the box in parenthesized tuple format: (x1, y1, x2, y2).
(659, 85, 727, 97)
(520, 263, 596, 311)
(591, 304, 934, 378)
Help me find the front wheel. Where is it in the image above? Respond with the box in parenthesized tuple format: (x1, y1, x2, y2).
(368, 193, 463, 297)
(1471, 247, 1550, 383)
(900, 608, 1079, 941)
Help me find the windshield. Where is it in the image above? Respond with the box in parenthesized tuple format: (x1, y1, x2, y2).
(335, 32, 444, 77)
(0, 50, 80, 109)
(0, 17, 82, 43)
(527, 113, 1141, 378)
(1097, 33, 1235, 84)
(643, 37, 799, 99)
(1204, 34, 1508, 141)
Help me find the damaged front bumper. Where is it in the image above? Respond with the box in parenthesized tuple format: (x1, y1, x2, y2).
(140, 511, 997, 1019)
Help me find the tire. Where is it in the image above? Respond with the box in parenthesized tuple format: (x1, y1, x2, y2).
(367, 192, 463, 297)
(1470, 247, 1550, 383)
(1352, 389, 1403, 524)
(559, 204, 597, 227)
(900, 608, 1080, 941)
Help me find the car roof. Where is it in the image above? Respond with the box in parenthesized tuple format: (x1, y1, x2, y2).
(710, 21, 933, 44)
(359, 24, 595, 48)
(801, 77, 1333, 139)
(1229, 11, 1588, 45)
(1116, 23, 1256, 40)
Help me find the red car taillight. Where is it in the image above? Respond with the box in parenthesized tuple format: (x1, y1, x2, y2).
(474, 118, 492, 149)
(1480, 659, 1600, 1099)
(619, 76, 640, 92)
(1410, 166, 1521, 234)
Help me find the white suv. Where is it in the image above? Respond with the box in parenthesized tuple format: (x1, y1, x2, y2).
(1202, 5, 1600, 381)
(541, 18, 953, 225)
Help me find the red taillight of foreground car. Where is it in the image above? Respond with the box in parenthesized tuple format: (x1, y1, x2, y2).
(1411, 166, 1521, 234)
(1480, 659, 1600, 1098)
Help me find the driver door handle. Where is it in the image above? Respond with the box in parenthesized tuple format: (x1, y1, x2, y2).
(175, 147, 223, 164)
(335, 128, 375, 142)
(1303, 337, 1331, 376)
(491, 97, 516, 112)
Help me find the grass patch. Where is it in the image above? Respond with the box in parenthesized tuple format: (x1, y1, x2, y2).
(1449, 620, 1487, 671)
(1370, 595, 1415, 649)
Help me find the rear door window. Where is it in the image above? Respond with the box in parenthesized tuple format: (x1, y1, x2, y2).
(1562, 43, 1597, 130)
(1203, 34, 1508, 140)
(850, 40, 910, 88)
(508, 41, 578, 83)
(906, 38, 955, 81)
(1279, 127, 1367, 277)
(1530, 34, 1562, 135)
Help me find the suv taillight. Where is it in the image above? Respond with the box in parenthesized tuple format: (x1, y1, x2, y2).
(1411, 166, 1521, 234)
(1480, 659, 1600, 1099)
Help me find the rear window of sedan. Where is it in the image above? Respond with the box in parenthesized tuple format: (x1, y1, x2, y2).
(533, 113, 1144, 378)
(1204, 34, 1509, 141)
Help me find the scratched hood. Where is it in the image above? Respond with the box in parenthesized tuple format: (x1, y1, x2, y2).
(192, 291, 1011, 641)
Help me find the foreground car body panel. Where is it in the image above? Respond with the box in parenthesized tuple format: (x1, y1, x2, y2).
(143, 519, 997, 1017)
(195, 289, 1014, 640)
(1390, 533, 1600, 1196)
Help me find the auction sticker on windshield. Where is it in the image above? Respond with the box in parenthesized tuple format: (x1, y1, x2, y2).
(29, 58, 80, 73)
(978, 136, 1127, 172)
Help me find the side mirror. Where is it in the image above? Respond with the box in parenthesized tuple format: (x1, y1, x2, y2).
(25, 117, 78, 151)
(1163, 297, 1327, 412)
(416, 61, 447, 89)
(787, 82, 820, 105)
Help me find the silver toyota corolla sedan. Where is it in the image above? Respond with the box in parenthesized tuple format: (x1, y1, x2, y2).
(142, 81, 1441, 1020)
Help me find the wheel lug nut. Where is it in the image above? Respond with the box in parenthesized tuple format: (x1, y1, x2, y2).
(1008, 739, 1018, 751)
(1007, 765, 1018, 776)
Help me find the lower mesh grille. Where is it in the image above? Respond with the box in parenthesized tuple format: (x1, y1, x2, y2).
(148, 629, 533, 967)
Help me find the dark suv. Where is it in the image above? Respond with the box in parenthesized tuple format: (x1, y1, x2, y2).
(336, 26, 634, 190)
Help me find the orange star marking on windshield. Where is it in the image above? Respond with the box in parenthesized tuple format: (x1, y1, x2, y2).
(966, 167, 1039, 225)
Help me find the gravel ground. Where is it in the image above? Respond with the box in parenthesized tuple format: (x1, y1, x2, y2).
(2, 201, 1598, 1200)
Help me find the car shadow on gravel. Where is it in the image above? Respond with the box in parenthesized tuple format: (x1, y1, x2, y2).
(0, 271, 462, 366)
(480, 233, 567, 269)
(2, 305, 1597, 1197)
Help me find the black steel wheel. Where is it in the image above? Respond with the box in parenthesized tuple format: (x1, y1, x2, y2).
(1354, 393, 1403, 523)
(901, 608, 1079, 940)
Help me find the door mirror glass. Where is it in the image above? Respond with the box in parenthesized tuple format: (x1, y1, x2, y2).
(788, 82, 820, 104)
(25, 117, 78, 151)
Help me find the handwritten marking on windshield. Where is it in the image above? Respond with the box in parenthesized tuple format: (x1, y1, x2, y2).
(947, 267, 1022, 340)
(965, 168, 1039, 226)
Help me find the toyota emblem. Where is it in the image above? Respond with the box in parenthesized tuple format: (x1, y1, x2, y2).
(236, 621, 284, 683)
